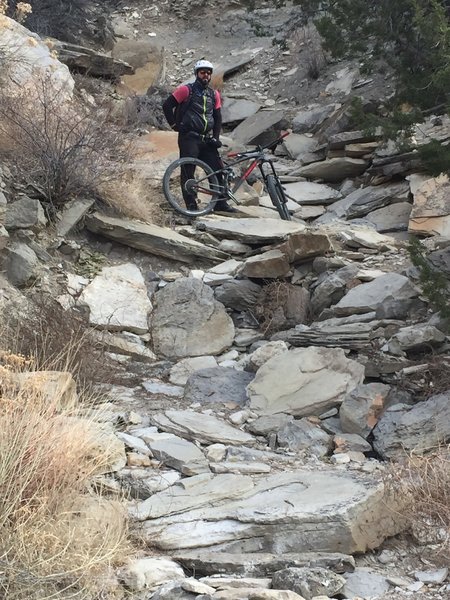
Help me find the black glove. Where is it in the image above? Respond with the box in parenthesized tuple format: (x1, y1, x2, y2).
(208, 137, 222, 149)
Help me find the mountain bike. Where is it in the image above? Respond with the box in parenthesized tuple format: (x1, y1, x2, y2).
(162, 131, 292, 220)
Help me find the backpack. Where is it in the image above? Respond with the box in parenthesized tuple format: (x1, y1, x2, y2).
(175, 83, 215, 130)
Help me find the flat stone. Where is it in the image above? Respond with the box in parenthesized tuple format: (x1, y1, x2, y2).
(283, 182, 341, 205)
(196, 218, 306, 244)
(231, 110, 289, 146)
(137, 470, 404, 554)
(222, 97, 261, 124)
(142, 380, 184, 397)
(169, 356, 218, 386)
(86, 212, 228, 263)
(147, 434, 210, 475)
(296, 158, 367, 183)
(173, 551, 355, 577)
(151, 410, 256, 447)
(56, 198, 95, 236)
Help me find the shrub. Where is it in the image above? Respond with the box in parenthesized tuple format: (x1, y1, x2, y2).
(0, 75, 130, 217)
(0, 352, 129, 599)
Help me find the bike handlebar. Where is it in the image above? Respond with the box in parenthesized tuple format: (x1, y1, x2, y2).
(227, 130, 290, 158)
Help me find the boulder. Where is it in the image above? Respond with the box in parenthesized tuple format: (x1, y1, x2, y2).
(332, 273, 418, 316)
(241, 249, 291, 278)
(4, 196, 47, 231)
(151, 278, 235, 358)
(215, 280, 262, 311)
(340, 383, 392, 438)
(272, 566, 345, 600)
(118, 557, 185, 592)
(248, 347, 365, 417)
(0, 15, 73, 98)
(78, 263, 152, 334)
(184, 367, 254, 406)
(277, 419, 332, 458)
(5, 242, 38, 287)
(373, 392, 450, 459)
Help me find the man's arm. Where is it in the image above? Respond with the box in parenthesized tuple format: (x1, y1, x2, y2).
(162, 95, 178, 130)
(212, 108, 222, 140)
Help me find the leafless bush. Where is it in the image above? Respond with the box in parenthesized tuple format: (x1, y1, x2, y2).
(255, 280, 311, 336)
(385, 447, 450, 559)
(0, 75, 130, 218)
(1, 293, 115, 393)
(122, 85, 171, 130)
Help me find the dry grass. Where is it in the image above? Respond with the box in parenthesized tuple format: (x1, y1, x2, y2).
(1, 293, 115, 393)
(0, 352, 129, 599)
(98, 170, 166, 226)
(386, 447, 450, 559)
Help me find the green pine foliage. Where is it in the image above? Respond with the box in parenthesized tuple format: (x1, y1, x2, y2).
(294, 0, 450, 111)
(408, 236, 450, 324)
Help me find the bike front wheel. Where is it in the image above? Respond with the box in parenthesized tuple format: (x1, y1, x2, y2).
(266, 174, 291, 221)
(163, 157, 220, 217)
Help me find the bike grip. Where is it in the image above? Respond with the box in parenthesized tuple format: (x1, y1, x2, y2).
(227, 151, 239, 157)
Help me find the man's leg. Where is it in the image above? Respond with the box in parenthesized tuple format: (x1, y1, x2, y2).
(178, 135, 200, 210)
(199, 143, 237, 212)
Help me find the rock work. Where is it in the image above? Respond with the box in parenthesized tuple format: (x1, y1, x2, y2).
(1, 4, 450, 600)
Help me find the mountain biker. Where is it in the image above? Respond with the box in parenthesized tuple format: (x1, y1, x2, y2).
(162, 59, 237, 213)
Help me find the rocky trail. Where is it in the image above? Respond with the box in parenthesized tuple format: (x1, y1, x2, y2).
(0, 2, 449, 599)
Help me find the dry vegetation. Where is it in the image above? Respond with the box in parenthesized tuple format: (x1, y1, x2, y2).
(386, 447, 450, 560)
(0, 351, 129, 599)
(1, 294, 115, 393)
(0, 75, 130, 218)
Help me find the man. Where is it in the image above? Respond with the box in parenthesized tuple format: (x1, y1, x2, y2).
(162, 59, 237, 213)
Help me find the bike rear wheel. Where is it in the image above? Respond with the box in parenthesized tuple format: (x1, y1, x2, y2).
(163, 157, 220, 217)
(266, 174, 291, 220)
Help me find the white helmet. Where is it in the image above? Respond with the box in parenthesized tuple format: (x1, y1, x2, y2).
(193, 59, 214, 75)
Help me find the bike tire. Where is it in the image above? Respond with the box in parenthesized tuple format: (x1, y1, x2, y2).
(163, 157, 220, 217)
(266, 174, 292, 221)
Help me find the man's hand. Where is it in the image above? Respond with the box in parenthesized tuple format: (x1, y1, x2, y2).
(208, 137, 222, 149)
